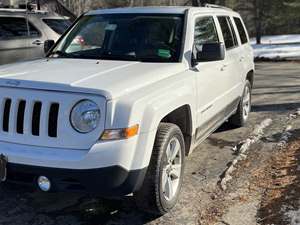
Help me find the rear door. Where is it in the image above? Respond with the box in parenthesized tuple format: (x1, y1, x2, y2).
(216, 16, 243, 105)
(0, 16, 29, 65)
(26, 15, 47, 60)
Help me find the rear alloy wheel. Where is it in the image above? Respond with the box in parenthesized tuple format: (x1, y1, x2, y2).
(229, 80, 252, 127)
(135, 123, 185, 215)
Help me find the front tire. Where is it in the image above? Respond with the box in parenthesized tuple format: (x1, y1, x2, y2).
(229, 80, 252, 127)
(134, 123, 185, 215)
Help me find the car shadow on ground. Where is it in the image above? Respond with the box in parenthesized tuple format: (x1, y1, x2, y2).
(0, 183, 160, 225)
(252, 102, 300, 113)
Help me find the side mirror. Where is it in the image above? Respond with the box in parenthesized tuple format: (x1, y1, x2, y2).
(44, 40, 55, 54)
(196, 43, 225, 62)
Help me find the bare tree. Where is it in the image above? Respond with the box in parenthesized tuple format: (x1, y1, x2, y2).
(253, 0, 262, 44)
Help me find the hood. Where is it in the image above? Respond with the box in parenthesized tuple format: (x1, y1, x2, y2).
(0, 59, 186, 100)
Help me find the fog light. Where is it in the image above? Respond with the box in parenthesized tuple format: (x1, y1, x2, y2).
(37, 176, 51, 192)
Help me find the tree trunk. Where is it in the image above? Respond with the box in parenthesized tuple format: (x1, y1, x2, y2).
(36, 0, 41, 10)
(218, 0, 225, 5)
(129, 0, 134, 7)
(192, 0, 200, 6)
(256, 20, 262, 44)
(253, 0, 262, 44)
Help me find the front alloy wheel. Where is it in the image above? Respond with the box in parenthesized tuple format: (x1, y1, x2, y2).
(161, 137, 182, 202)
(135, 123, 185, 215)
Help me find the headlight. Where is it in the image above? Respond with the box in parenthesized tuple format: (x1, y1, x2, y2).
(70, 100, 100, 133)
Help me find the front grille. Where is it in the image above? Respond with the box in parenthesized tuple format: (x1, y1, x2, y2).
(0, 87, 105, 149)
(1, 98, 59, 138)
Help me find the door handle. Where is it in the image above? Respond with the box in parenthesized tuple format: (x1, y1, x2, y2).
(220, 64, 228, 71)
(32, 40, 44, 46)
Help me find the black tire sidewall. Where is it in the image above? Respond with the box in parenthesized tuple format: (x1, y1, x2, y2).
(157, 128, 185, 212)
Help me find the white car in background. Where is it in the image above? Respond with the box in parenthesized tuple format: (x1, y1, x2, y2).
(0, 8, 71, 65)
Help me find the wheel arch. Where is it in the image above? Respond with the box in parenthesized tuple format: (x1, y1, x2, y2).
(160, 104, 193, 156)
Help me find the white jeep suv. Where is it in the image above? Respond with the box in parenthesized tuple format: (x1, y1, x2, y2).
(0, 5, 254, 215)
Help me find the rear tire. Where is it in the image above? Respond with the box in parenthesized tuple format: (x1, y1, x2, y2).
(134, 123, 185, 215)
(229, 80, 252, 127)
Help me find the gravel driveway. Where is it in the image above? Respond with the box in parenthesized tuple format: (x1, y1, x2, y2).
(0, 62, 300, 225)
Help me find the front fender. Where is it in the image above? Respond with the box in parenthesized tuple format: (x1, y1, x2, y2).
(104, 74, 196, 169)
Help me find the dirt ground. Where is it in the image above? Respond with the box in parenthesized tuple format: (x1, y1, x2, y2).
(0, 62, 300, 225)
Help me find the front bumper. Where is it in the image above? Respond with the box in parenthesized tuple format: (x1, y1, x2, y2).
(0, 131, 156, 195)
(0, 130, 156, 171)
(7, 163, 147, 196)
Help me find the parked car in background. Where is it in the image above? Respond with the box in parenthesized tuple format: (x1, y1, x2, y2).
(0, 8, 72, 65)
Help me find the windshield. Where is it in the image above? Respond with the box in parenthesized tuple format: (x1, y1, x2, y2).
(43, 19, 72, 35)
(50, 14, 184, 62)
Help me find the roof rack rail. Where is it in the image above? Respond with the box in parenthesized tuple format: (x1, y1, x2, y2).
(204, 4, 233, 11)
(0, 8, 48, 14)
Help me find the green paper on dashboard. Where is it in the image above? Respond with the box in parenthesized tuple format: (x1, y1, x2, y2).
(158, 49, 171, 58)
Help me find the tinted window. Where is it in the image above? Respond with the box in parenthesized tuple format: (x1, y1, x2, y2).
(234, 17, 248, 44)
(227, 18, 238, 46)
(0, 17, 40, 39)
(0, 17, 28, 39)
(194, 16, 219, 49)
(217, 16, 236, 49)
(43, 19, 72, 34)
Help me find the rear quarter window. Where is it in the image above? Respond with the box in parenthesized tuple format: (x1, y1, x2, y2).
(217, 16, 238, 49)
(233, 17, 248, 44)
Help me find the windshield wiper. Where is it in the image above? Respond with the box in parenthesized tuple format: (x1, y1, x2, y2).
(99, 52, 140, 61)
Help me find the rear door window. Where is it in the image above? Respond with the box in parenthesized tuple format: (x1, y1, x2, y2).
(43, 19, 72, 34)
(194, 16, 219, 50)
(28, 22, 41, 37)
(233, 17, 248, 44)
(217, 16, 238, 49)
(227, 17, 238, 46)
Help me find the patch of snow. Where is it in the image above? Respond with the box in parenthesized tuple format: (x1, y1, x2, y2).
(250, 34, 300, 45)
(220, 118, 272, 191)
(250, 34, 300, 59)
(277, 125, 293, 149)
(277, 109, 300, 149)
(252, 44, 300, 59)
